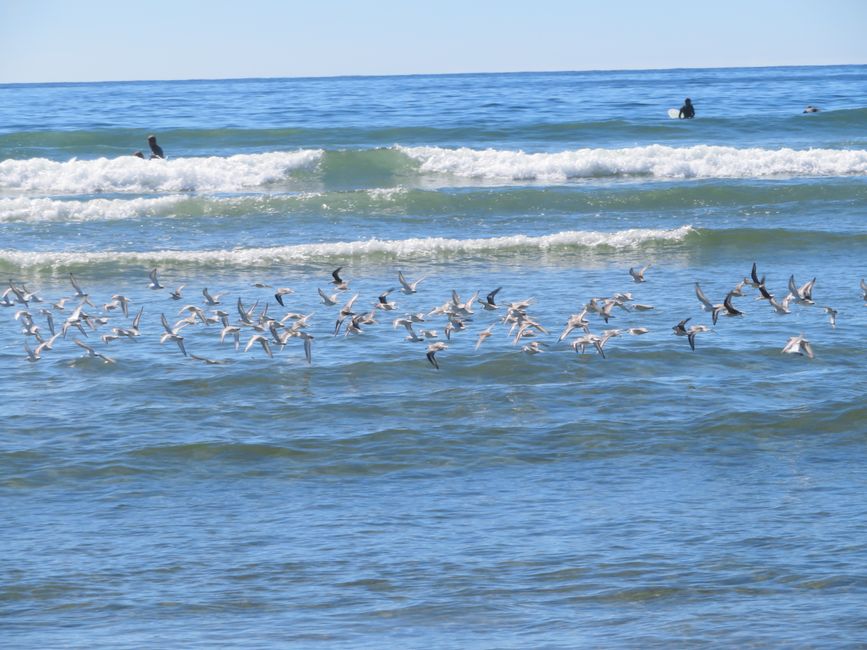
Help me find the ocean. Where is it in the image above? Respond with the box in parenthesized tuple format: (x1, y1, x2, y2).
(2, 65, 867, 647)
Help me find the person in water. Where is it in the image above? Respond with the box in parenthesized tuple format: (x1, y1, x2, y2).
(803, 105, 820, 113)
(679, 98, 695, 119)
(147, 134, 165, 159)
(132, 150, 144, 158)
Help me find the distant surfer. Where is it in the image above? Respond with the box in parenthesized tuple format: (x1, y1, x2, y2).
(147, 134, 165, 159)
(803, 105, 820, 113)
(132, 150, 144, 158)
(678, 98, 695, 119)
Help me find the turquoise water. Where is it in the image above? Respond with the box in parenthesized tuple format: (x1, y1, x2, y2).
(2, 66, 867, 647)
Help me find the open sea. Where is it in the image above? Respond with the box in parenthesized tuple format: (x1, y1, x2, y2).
(2, 65, 867, 647)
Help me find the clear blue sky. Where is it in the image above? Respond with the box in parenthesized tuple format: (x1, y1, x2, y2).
(2, 0, 866, 83)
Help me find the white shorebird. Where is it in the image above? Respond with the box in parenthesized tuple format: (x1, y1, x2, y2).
(202, 288, 224, 305)
(220, 325, 242, 351)
(0, 291, 16, 308)
(334, 293, 359, 335)
(404, 329, 424, 343)
(712, 291, 743, 325)
(318, 288, 339, 306)
(629, 264, 650, 283)
(148, 268, 164, 290)
(331, 267, 349, 290)
(244, 334, 273, 358)
(672, 318, 691, 337)
(178, 304, 209, 325)
(393, 317, 416, 332)
(52, 297, 70, 311)
(559, 309, 590, 342)
(397, 270, 425, 294)
(729, 279, 748, 297)
(130, 306, 144, 335)
(7, 283, 29, 306)
(450, 290, 478, 317)
(478, 287, 502, 311)
(74, 339, 116, 363)
(169, 284, 185, 300)
(788, 274, 816, 305)
(36, 333, 60, 354)
(20, 284, 43, 304)
(522, 341, 547, 354)
(39, 308, 56, 336)
(745, 262, 761, 288)
(297, 331, 314, 364)
(598, 299, 618, 323)
(757, 281, 775, 301)
(475, 323, 496, 350)
(69, 273, 93, 305)
(110, 294, 130, 318)
(159, 313, 187, 356)
(273, 287, 294, 307)
(782, 333, 814, 359)
(426, 342, 447, 369)
(445, 316, 467, 341)
(376, 289, 398, 311)
(570, 333, 606, 358)
(861, 278, 867, 302)
(686, 324, 710, 351)
(24, 341, 41, 362)
(823, 306, 838, 328)
(695, 282, 721, 312)
(769, 294, 792, 315)
(236, 297, 258, 325)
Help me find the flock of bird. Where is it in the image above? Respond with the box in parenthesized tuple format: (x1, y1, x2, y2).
(4, 263, 866, 368)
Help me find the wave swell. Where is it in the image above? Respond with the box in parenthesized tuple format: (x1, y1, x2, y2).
(0, 226, 694, 269)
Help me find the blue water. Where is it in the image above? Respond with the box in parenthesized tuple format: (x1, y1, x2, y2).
(2, 65, 867, 647)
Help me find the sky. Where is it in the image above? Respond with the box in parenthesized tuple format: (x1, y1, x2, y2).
(1, 0, 866, 83)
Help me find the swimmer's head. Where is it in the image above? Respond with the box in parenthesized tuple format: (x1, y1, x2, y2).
(147, 135, 157, 143)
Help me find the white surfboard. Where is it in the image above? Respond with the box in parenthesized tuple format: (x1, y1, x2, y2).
(667, 108, 680, 119)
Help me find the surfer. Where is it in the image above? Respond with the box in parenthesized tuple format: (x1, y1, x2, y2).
(678, 98, 695, 119)
(132, 150, 144, 158)
(803, 105, 820, 113)
(147, 134, 165, 159)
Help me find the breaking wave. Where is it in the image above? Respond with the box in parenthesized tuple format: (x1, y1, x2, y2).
(0, 150, 323, 193)
(398, 144, 867, 181)
(0, 226, 694, 269)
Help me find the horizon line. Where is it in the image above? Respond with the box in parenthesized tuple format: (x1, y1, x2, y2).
(1, 61, 864, 87)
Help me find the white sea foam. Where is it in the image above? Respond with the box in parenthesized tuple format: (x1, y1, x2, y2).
(365, 187, 407, 200)
(0, 188, 412, 222)
(0, 226, 694, 269)
(0, 150, 323, 193)
(398, 145, 867, 180)
(0, 196, 191, 222)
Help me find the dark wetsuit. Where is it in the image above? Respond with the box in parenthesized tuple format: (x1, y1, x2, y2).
(147, 136, 165, 159)
(679, 100, 695, 119)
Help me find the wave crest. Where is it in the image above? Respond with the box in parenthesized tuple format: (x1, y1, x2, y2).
(0, 226, 694, 269)
(398, 144, 867, 181)
(0, 150, 323, 193)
